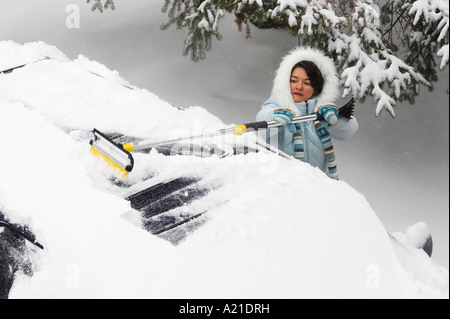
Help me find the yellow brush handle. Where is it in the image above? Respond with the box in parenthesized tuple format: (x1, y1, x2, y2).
(123, 144, 134, 152)
(233, 125, 247, 136)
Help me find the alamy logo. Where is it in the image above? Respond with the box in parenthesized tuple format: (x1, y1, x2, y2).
(365, 264, 380, 289)
(65, 264, 81, 288)
(66, 4, 80, 29)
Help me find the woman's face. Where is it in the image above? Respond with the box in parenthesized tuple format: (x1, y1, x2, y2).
(290, 67, 315, 103)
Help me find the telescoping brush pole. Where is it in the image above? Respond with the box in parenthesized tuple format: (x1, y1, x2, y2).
(131, 128, 235, 151)
(127, 114, 317, 153)
(129, 98, 355, 152)
(90, 99, 354, 177)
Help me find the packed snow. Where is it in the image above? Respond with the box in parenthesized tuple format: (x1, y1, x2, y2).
(0, 41, 448, 299)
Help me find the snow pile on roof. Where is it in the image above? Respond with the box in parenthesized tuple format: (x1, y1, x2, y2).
(0, 41, 448, 298)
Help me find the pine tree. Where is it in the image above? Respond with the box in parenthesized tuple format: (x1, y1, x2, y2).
(86, 0, 115, 12)
(89, 0, 448, 118)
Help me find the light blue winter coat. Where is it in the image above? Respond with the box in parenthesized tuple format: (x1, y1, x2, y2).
(257, 46, 358, 177)
(257, 96, 358, 175)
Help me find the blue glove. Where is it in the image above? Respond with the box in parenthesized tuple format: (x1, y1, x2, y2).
(273, 108, 295, 126)
(318, 104, 339, 125)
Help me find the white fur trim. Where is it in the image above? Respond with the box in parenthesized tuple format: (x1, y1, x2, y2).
(271, 47, 340, 114)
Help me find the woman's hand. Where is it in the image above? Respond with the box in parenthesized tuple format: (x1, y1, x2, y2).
(273, 108, 295, 126)
(318, 104, 339, 125)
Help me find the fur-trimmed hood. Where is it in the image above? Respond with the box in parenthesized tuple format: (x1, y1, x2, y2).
(271, 47, 340, 116)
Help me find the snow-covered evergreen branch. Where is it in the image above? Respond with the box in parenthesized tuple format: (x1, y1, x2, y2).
(161, 0, 266, 62)
(87, 0, 115, 12)
(404, 0, 449, 70)
(88, 0, 448, 117)
(267, 0, 445, 116)
(160, 0, 448, 117)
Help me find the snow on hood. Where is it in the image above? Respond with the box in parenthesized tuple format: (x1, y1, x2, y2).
(0, 52, 225, 140)
(0, 41, 448, 298)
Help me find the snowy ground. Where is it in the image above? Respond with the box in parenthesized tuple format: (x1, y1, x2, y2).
(0, 41, 448, 299)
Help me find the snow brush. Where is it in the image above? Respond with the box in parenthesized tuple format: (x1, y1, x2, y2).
(90, 98, 354, 178)
(90, 129, 134, 179)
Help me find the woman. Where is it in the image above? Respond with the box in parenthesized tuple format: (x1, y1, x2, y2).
(256, 47, 358, 180)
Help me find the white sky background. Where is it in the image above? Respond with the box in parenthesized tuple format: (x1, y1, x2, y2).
(0, 0, 448, 268)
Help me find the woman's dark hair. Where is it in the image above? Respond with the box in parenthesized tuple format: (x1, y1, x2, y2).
(291, 61, 324, 97)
